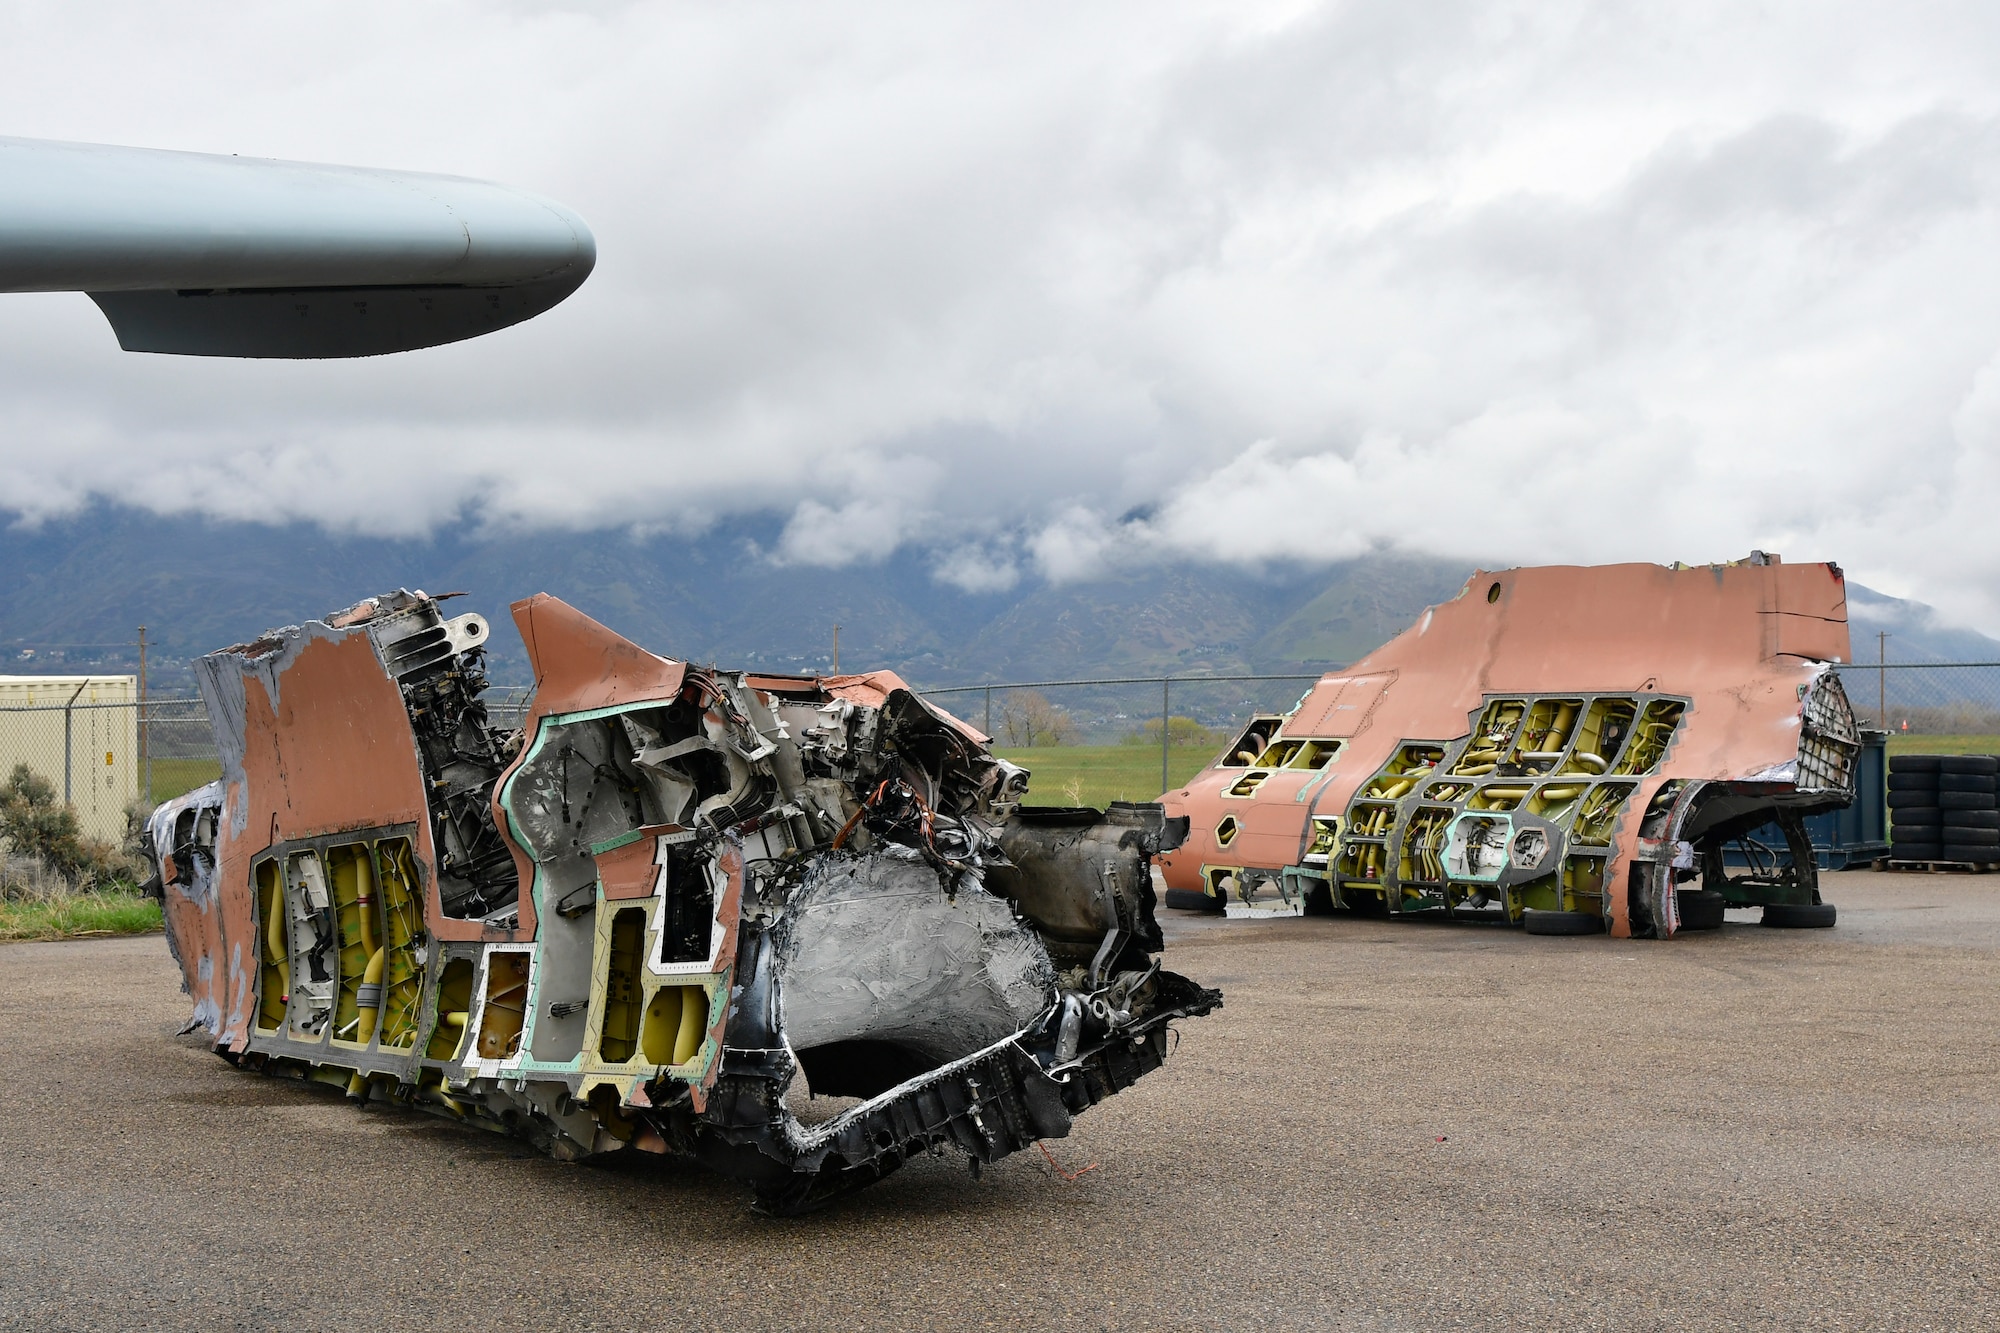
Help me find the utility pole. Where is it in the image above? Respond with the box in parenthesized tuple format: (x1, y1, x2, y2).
(1161, 677, 1172, 797)
(137, 626, 149, 803)
(1878, 630, 1888, 729)
(832, 624, 841, 676)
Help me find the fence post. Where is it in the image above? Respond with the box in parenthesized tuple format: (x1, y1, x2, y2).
(139, 625, 151, 803)
(1161, 677, 1171, 796)
(984, 685, 992, 740)
(1877, 631, 1888, 729)
(63, 680, 87, 804)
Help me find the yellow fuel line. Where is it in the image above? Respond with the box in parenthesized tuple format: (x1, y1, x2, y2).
(265, 877, 290, 1001)
(355, 847, 379, 957)
(673, 987, 707, 1066)
(354, 946, 387, 1044)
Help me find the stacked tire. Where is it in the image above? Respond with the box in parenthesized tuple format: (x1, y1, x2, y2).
(1887, 754, 2000, 865)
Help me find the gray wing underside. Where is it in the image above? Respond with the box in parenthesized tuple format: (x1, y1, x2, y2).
(0, 136, 595, 358)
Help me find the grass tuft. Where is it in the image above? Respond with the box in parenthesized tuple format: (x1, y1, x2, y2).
(0, 886, 162, 943)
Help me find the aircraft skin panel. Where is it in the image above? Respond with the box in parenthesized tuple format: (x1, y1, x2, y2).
(142, 589, 1220, 1214)
(0, 136, 594, 356)
(1159, 557, 1861, 939)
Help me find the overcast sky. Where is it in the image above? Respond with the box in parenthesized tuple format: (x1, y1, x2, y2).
(3, 2, 1999, 635)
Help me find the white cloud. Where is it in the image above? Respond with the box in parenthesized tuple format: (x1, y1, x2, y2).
(4, 3, 2000, 628)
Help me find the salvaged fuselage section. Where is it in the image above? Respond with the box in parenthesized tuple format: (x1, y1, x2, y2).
(1158, 557, 1861, 938)
(147, 589, 1217, 1213)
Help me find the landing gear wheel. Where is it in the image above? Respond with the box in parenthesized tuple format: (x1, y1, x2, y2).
(1675, 889, 1726, 931)
(1163, 888, 1225, 914)
(1522, 909, 1603, 936)
(1761, 902, 1836, 929)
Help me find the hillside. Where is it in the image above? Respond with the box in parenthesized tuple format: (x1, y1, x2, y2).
(0, 507, 1473, 695)
(4, 511, 1994, 725)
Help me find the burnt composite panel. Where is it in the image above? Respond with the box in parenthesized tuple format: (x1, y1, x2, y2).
(1159, 557, 1861, 938)
(146, 590, 1217, 1213)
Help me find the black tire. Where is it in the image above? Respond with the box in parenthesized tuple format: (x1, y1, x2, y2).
(1939, 791, 1997, 811)
(1890, 754, 1943, 773)
(1944, 844, 1999, 865)
(1939, 773, 1998, 794)
(1893, 805, 1943, 826)
(1889, 789, 1945, 808)
(1762, 902, 1837, 928)
(1942, 825, 2000, 846)
(1939, 754, 2000, 775)
(1944, 809, 2000, 829)
(1891, 830, 1942, 849)
(1675, 889, 1726, 931)
(1523, 908, 1603, 936)
(1163, 888, 1226, 913)
(1344, 889, 1388, 918)
(1887, 772, 1940, 792)
(1301, 882, 1336, 916)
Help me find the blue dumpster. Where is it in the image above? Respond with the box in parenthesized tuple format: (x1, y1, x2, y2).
(1721, 728, 1889, 871)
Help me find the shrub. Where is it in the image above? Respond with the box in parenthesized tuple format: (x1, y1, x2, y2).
(0, 764, 140, 892)
(1121, 716, 1222, 748)
(997, 692, 1078, 747)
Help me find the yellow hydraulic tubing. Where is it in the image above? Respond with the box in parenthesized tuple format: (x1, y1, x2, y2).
(1546, 702, 1577, 751)
(355, 946, 387, 1045)
(434, 1010, 470, 1060)
(264, 875, 290, 999)
(355, 846, 379, 957)
(673, 987, 707, 1065)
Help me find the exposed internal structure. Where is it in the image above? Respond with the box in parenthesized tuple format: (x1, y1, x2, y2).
(145, 590, 1217, 1212)
(1159, 557, 1861, 937)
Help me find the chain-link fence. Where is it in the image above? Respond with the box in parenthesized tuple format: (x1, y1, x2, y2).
(929, 664, 2000, 808)
(0, 698, 144, 845)
(0, 696, 226, 841)
(915, 675, 1325, 808)
(1830, 662, 2000, 745)
(4, 664, 1996, 831)
(136, 697, 220, 806)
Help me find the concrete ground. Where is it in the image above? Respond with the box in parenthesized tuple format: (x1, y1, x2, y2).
(1, 870, 1995, 1331)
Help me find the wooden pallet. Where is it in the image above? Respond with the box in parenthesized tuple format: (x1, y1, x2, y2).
(1880, 858, 2000, 874)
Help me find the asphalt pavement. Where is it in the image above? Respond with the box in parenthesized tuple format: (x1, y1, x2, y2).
(1, 870, 1995, 1331)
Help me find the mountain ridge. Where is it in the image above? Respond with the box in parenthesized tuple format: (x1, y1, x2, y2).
(3, 509, 1993, 708)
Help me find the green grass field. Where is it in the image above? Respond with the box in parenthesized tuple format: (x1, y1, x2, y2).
(0, 890, 162, 944)
(993, 745, 1217, 809)
(143, 750, 1212, 813)
(148, 757, 221, 803)
(1886, 734, 2000, 756)
(132, 734, 2000, 821)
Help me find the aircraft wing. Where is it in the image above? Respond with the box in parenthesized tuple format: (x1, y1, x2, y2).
(0, 136, 595, 358)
